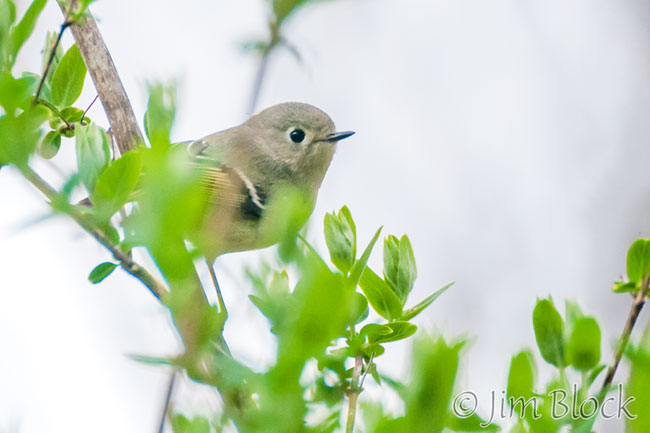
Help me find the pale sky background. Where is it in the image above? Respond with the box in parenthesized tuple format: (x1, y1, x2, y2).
(1, 0, 650, 432)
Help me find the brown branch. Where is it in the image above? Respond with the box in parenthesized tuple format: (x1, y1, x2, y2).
(598, 276, 649, 401)
(19, 165, 169, 300)
(46, 3, 249, 427)
(56, 0, 143, 154)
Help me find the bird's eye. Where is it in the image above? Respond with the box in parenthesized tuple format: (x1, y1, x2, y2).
(289, 128, 305, 143)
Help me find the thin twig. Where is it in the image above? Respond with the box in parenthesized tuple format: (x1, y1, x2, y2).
(598, 276, 649, 401)
(247, 49, 271, 115)
(34, 16, 71, 102)
(246, 21, 280, 115)
(19, 165, 169, 300)
(345, 355, 364, 433)
(359, 352, 375, 389)
(156, 370, 177, 433)
(81, 94, 100, 124)
(35, 97, 72, 128)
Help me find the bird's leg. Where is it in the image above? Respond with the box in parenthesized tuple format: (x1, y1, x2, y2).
(206, 261, 232, 358)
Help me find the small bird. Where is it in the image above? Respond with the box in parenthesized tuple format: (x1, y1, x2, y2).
(184, 102, 354, 261)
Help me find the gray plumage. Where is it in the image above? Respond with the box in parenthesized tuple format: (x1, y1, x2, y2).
(185, 102, 353, 260)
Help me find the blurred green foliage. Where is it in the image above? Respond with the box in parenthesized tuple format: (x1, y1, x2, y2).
(627, 323, 650, 433)
(1, 1, 649, 433)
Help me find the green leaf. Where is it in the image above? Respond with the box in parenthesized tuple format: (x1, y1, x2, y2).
(75, 123, 110, 193)
(90, 151, 142, 219)
(403, 336, 464, 433)
(269, 270, 290, 295)
(361, 323, 392, 340)
(275, 254, 351, 362)
(401, 281, 454, 321)
(60, 106, 86, 123)
(507, 350, 536, 414)
(88, 262, 117, 283)
(361, 321, 417, 344)
(0, 104, 47, 167)
(627, 323, 650, 433)
(532, 297, 565, 368)
(446, 413, 500, 432)
(383, 234, 399, 289)
(38, 130, 61, 159)
(41, 31, 64, 93)
(564, 299, 583, 343)
(397, 235, 417, 299)
(0, 71, 38, 114)
(144, 81, 176, 149)
(359, 267, 402, 321)
(170, 414, 211, 433)
(362, 343, 384, 358)
(9, 0, 47, 60)
(627, 238, 650, 284)
(324, 206, 355, 274)
(572, 415, 597, 433)
(127, 354, 173, 366)
(349, 292, 369, 324)
(51, 44, 87, 107)
(564, 300, 583, 330)
(567, 316, 601, 371)
(586, 364, 607, 386)
(613, 281, 637, 293)
(0, 0, 16, 70)
(347, 226, 382, 289)
(383, 234, 418, 302)
(509, 421, 528, 433)
(73, 0, 97, 17)
(273, 0, 312, 24)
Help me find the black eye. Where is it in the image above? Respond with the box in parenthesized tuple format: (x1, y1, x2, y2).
(289, 128, 305, 143)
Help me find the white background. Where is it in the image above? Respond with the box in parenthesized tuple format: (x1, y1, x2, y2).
(2, 0, 650, 431)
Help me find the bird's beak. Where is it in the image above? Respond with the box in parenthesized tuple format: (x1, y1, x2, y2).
(325, 131, 355, 142)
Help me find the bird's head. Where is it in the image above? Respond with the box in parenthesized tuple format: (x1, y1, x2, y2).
(246, 102, 354, 189)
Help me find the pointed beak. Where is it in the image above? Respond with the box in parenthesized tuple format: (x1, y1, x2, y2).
(325, 131, 355, 142)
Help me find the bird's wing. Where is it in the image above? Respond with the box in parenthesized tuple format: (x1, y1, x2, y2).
(182, 136, 267, 221)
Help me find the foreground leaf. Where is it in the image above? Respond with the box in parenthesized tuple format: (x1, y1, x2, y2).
(403, 336, 465, 433)
(359, 267, 402, 321)
(446, 413, 500, 432)
(567, 316, 601, 371)
(144, 81, 176, 149)
(75, 123, 110, 193)
(507, 350, 536, 415)
(628, 238, 650, 284)
(324, 207, 355, 274)
(90, 150, 142, 219)
(38, 130, 61, 159)
(401, 281, 454, 321)
(51, 44, 87, 107)
(532, 297, 565, 368)
(347, 226, 382, 289)
(9, 0, 47, 61)
(361, 321, 417, 344)
(88, 262, 117, 284)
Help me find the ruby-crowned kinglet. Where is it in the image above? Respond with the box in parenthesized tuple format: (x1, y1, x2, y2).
(184, 102, 354, 261)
